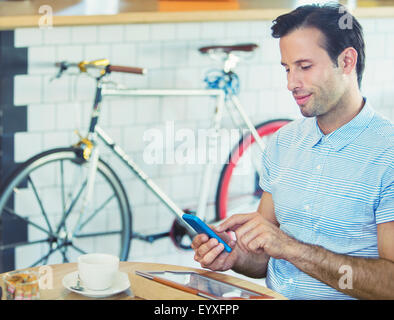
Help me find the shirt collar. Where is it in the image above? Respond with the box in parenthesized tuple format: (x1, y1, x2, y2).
(309, 98, 375, 152)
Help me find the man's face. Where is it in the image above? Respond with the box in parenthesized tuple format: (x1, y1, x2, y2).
(279, 27, 346, 118)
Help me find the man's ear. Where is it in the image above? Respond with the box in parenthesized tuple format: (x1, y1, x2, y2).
(338, 47, 358, 76)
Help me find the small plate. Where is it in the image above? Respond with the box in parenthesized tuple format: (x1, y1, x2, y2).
(63, 271, 131, 298)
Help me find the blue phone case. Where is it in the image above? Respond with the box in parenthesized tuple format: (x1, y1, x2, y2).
(182, 213, 232, 253)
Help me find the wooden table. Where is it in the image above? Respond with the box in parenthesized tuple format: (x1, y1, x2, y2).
(0, 262, 286, 300)
(2, 0, 394, 30)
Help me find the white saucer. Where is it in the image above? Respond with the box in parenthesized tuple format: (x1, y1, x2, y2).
(62, 271, 131, 298)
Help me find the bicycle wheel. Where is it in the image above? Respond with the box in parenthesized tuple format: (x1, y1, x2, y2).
(0, 147, 132, 270)
(215, 119, 291, 221)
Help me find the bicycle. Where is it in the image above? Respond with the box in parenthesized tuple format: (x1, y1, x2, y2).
(0, 43, 291, 271)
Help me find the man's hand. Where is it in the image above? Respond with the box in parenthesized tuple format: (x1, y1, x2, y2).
(191, 228, 239, 271)
(215, 212, 298, 260)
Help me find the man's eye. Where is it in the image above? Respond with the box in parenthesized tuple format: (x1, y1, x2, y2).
(301, 65, 312, 70)
(285, 69, 290, 73)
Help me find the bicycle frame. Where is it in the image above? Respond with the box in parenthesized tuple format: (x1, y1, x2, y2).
(81, 71, 267, 237)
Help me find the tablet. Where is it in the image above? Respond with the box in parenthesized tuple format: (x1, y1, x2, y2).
(135, 270, 273, 300)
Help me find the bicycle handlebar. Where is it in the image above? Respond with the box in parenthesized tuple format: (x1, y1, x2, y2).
(107, 65, 146, 75)
(54, 61, 146, 76)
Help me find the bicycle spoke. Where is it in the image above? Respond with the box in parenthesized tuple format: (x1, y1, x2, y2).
(0, 238, 49, 251)
(70, 244, 87, 255)
(74, 230, 122, 238)
(29, 246, 59, 268)
(59, 160, 67, 216)
(3, 206, 54, 237)
(74, 194, 115, 233)
(56, 179, 87, 233)
(27, 176, 54, 234)
(60, 247, 70, 263)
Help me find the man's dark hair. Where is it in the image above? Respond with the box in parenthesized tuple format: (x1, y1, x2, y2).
(271, 3, 365, 88)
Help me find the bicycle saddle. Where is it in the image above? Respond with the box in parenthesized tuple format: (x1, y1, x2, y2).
(198, 43, 259, 54)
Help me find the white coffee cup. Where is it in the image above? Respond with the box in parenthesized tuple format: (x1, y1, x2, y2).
(78, 253, 119, 291)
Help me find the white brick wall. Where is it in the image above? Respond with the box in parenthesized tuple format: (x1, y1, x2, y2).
(11, 18, 394, 284)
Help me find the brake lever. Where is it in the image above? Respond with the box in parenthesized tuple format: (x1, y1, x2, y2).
(50, 61, 68, 82)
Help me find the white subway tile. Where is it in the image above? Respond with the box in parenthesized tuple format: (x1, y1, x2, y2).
(134, 96, 161, 124)
(111, 43, 137, 65)
(364, 34, 386, 59)
(56, 45, 84, 62)
(28, 46, 57, 75)
(147, 69, 175, 89)
(170, 174, 196, 202)
(14, 189, 41, 218)
(43, 27, 71, 45)
(260, 38, 281, 64)
(379, 60, 394, 82)
(376, 18, 394, 34)
(123, 125, 149, 152)
(200, 22, 226, 40)
(365, 90, 382, 110)
(70, 26, 98, 44)
(237, 91, 258, 116)
(161, 96, 187, 122)
(83, 44, 111, 61)
(42, 131, 71, 150)
(162, 41, 189, 68)
(258, 90, 277, 116)
(14, 27, 44, 47)
(136, 42, 162, 69)
(224, 21, 251, 39)
(125, 24, 151, 42)
(362, 60, 378, 88)
(14, 75, 42, 106)
(135, 204, 159, 231)
(185, 96, 212, 121)
(381, 83, 394, 110)
(14, 132, 43, 162)
(43, 75, 70, 103)
(275, 88, 297, 116)
(156, 205, 176, 230)
(174, 67, 204, 89)
(250, 20, 272, 39)
(122, 179, 146, 206)
(247, 65, 272, 90)
(97, 25, 124, 43)
(56, 103, 84, 130)
(358, 18, 376, 35)
(385, 35, 394, 59)
(72, 74, 97, 102)
(271, 64, 287, 89)
(151, 23, 176, 41)
(176, 22, 201, 40)
(28, 103, 56, 132)
(107, 99, 135, 126)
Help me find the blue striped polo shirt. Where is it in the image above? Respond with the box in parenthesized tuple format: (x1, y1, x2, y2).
(259, 100, 394, 300)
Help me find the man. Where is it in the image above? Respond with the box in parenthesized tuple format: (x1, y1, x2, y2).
(191, 4, 394, 299)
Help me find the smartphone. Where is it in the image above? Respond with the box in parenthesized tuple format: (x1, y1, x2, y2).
(182, 213, 232, 253)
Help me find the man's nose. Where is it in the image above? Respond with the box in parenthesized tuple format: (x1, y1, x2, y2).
(287, 70, 303, 92)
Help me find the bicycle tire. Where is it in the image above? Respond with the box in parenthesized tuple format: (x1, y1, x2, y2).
(0, 147, 132, 271)
(215, 119, 291, 221)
